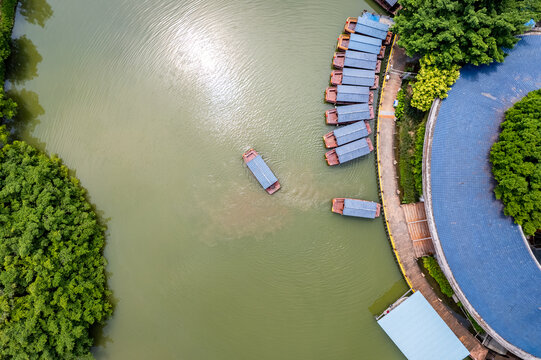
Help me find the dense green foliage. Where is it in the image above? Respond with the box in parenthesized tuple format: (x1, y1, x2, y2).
(422, 256, 454, 298)
(396, 83, 426, 203)
(394, 0, 537, 68)
(395, 89, 405, 120)
(0, 0, 18, 120)
(490, 90, 541, 235)
(393, 0, 539, 109)
(0, 139, 112, 359)
(410, 56, 460, 111)
(412, 120, 426, 196)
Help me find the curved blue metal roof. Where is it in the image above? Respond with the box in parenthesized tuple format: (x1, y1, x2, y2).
(430, 35, 541, 357)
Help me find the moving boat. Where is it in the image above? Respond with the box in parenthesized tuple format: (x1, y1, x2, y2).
(330, 68, 379, 89)
(337, 33, 382, 54)
(325, 137, 373, 165)
(323, 121, 371, 148)
(325, 103, 374, 125)
(331, 198, 381, 218)
(333, 51, 381, 72)
(325, 85, 374, 104)
(243, 149, 280, 194)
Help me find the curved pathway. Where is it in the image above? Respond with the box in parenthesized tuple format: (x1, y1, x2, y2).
(424, 34, 541, 360)
(376, 39, 487, 360)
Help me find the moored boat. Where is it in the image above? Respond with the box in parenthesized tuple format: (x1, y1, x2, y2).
(337, 33, 382, 54)
(243, 149, 280, 194)
(344, 14, 389, 40)
(331, 198, 381, 218)
(323, 120, 371, 148)
(378, 45, 386, 59)
(325, 103, 375, 125)
(325, 137, 373, 165)
(325, 85, 374, 105)
(333, 51, 381, 72)
(330, 69, 379, 89)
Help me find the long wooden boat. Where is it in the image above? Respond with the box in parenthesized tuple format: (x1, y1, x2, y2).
(344, 14, 389, 40)
(330, 69, 379, 89)
(337, 33, 382, 54)
(325, 85, 374, 105)
(333, 51, 382, 72)
(243, 149, 280, 194)
(325, 137, 373, 166)
(325, 103, 374, 125)
(323, 121, 371, 148)
(332, 198, 381, 218)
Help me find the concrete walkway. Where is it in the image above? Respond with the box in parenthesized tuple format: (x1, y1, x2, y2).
(375, 39, 488, 360)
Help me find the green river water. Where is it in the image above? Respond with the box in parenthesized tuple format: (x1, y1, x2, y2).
(9, 0, 408, 358)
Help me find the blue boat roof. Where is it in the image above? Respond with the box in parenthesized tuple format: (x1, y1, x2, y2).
(336, 103, 372, 122)
(336, 103, 370, 115)
(344, 57, 377, 70)
(246, 155, 277, 189)
(343, 198, 378, 218)
(341, 68, 375, 86)
(358, 15, 390, 32)
(430, 35, 541, 357)
(337, 85, 370, 95)
(333, 121, 369, 146)
(378, 292, 470, 360)
(343, 68, 375, 79)
(350, 33, 382, 46)
(354, 23, 387, 40)
(336, 85, 371, 103)
(347, 41, 380, 54)
(345, 50, 377, 61)
(335, 138, 371, 163)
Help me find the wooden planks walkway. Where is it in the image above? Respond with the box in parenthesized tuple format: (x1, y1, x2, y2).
(402, 203, 435, 258)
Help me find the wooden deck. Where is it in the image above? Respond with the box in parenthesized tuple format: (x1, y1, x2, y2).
(402, 203, 435, 258)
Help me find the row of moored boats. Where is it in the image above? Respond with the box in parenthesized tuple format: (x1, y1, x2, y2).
(242, 12, 391, 219)
(325, 12, 392, 219)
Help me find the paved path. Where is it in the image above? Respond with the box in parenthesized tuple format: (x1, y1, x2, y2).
(376, 39, 488, 360)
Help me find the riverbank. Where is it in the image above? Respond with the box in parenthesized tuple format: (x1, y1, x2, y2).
(375, 37, 488, 360)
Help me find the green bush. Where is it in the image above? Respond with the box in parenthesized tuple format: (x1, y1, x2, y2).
(412, 120, 426, 196)
(410, 56, 460, 111)
(395, 90, 405, 120)
(422, 256, 454, 298)
(490, 89, 541, 235)
(0, 139, 112, 359)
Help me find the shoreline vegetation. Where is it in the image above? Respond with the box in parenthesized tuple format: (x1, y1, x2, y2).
(0, 1, 112, 358)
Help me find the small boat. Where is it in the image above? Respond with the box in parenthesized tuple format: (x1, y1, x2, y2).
(378, 45, 386, 60)
(373, 0, 400, 15)
(325, 137, 373, 165)
(332, 51, 382, 72)
(325, 103, 374, 125)
(332, 198, 381, 218)
(243, 149, 280, 194)
(337, 33, 382, 54)
(384, 31, 393, 45)
(325, 85, 374, 105)
(344, 14, 389, 40)
(323, 121, 371, 148)
(330, 69, 379, 89)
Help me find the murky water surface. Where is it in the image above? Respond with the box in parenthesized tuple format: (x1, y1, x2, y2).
(10, 0, 407, 358)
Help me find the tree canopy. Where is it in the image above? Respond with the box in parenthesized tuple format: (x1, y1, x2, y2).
(393, 0, 540, 110)
(490, 90, 541, 236)
(393, 0, 537, 68)
(0, 137, 111, 359)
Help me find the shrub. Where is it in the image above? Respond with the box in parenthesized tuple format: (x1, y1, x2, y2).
(422, 256, 454, 298)
(410, 56, 459, 111)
